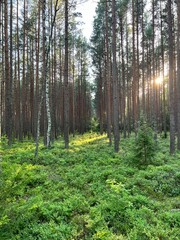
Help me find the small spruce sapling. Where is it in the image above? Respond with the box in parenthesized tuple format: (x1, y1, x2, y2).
(90, 117, 100, 133)
(133, 120, 157, 166)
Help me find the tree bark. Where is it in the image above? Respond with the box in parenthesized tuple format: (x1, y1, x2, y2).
(168, 0, 175, 154)
(35, 0, 58, 155)
(44, 0, 58, 148)
(177, 0, 180, 149)
(112, 0, 120, 152)
(160, 0, 167, 138)
(132, 0, 137, 134)
(152, 0, 157, 140)
(64, 0, 69, 148)
(141, 0, 145, 115)
(0, 0, 2, 139)
(105, 0, 112, 145)
(120, 16, 126, 138)
(4, 0, 12, 145)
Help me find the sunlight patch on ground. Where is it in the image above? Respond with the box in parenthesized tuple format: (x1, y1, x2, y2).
(70, 133, 107, 146)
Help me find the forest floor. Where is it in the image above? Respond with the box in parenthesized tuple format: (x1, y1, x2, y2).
(0, 133, 180, 240)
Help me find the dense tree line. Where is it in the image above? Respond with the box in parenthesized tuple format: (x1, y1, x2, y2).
(0, 0, 180, 154)
(91, 0, 180, 153)
(0, 0, 92, 152)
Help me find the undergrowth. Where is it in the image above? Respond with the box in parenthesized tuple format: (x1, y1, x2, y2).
(0, 133, 180, 239)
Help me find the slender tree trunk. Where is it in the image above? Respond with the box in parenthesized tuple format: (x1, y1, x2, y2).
(141, 0, 145, 115)
(177, 0, 180, 150)
(112, 0, 120, 152)
(64, 0, 69, 148)
(77, 59, 81, 133)
(152, 0, 157, 140)
(126, 15, 131, 137)
(44, 0, 58, 147)
(35, 0, 58, 155)
(72, 42, 75, 137)
(16, 0, 22, 140)
(45, 80, 51, 146)
(52, 23, 57, 141)
(59, 36, 64, 133)
(22, 0, 27, 138)
(42, 0, 47, 146)
(132, 0, 137, 133)
(30, 40, 34, 137)
(4, 0, 12, 145)
(10, 0, 13, 139)
(1, 3, 4, 136)
(0, 1, 2, 139)
(120, 17, 126, 138)
(160, 0, 167, 138)
(168, 0, 175, 154)
(25, 40, 29, 137)
(136, 0, 140, 128)
(105, 0, 112, 145)
(35, 94, 43, 157)
(80, 54, 84, 134)
(99, 64, 103, 135)
(14, 45, 18, 137)
(35, 1, 40, 141)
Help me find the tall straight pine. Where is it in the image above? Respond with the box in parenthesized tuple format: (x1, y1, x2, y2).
(168, 0, 175, 154)
(64, 0, 69, 148)
(112, 0, 120, 152)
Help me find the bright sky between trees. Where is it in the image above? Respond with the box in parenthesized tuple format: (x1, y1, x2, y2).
(76, 0, 97, 40)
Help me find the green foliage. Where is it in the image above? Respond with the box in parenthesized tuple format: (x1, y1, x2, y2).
(0, 135, 8, 148)
(90, 117, 100, 132)
(133, 121, 157, 166)
(0, 133, 179, 239)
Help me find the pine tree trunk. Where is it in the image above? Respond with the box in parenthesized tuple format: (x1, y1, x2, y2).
(136, 0, 140, 129)
(42, 0, 47, 146)
(152, 0, 157, 140)
(35, 1, 40, 142)
(141, 0, 145, 115)
(99, 65, 103, 135)
(72, 44, 75, 137)
(105, 0, 112, 145)
(112, 0, 120, 152)
(64, 0, 69, 148)
(177, 0, 180, 150)
(16, 0, 22, 140)
(132, 0, 137, 134)
(168, 0, 175, 154)
(4, 0, 12, 145)
(30, 41, 34, 137)
(10, 0, 13, 139)
(0, 1, 2, 139)
(160, 0, 167, 138)
(120, 17, 126, 138)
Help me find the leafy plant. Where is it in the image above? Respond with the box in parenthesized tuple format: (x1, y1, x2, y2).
(0, 135, 8, 148)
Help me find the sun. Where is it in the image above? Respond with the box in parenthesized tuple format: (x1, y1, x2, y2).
(155, 76, 163, 85)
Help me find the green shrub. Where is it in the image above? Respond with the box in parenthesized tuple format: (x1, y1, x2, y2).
(0, 135, 8, 147)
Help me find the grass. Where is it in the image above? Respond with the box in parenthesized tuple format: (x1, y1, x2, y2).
(0, 133, 180, 239)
